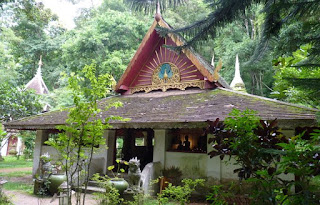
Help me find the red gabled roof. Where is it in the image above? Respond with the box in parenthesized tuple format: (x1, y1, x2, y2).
(115, 16, 228, 94)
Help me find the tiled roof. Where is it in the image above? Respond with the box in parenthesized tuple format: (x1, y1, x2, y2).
(4, 88, 318, 130)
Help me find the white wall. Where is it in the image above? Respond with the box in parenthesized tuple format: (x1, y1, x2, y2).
(0, 135, 8, 157)
(34, 129, 110, 177)
(165, 152, 207, 178)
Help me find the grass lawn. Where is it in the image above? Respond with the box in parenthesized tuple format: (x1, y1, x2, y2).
(1, 170, 33, 195)
(0, 156, 33, 195)
(3, 181, 33, 194)
(0, 156, 33, 169)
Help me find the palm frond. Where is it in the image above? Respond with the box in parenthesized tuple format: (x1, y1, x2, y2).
(125, 0, 186, 14)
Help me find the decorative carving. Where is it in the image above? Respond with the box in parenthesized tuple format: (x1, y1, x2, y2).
(131, 80, 205, 94)
(152, 62, 180, 85)
(131, 61, 206, 93)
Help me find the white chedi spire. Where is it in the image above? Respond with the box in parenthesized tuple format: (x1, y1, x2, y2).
(211, 52, 215, 69)
(36, 55, 43, 76)
(230, 54, 246, 92)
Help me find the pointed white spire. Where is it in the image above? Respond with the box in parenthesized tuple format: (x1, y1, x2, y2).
(230, 54, 246, 92)
(211, 52, 215, 69)
(36, 55, 43, 76)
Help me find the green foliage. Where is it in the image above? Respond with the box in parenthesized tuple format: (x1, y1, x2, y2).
(107, 159, 128, 178)
(0, 188, 12, 205)
(158, 178, 205, 205)
(62, 3, 149, 82)
(19, 131, 36, 159)
(123, 191, 145, 205)
(207, 109, 288, 180)
(126, 0, 186, 14)
(0, 0, 64, 87)
(207, 109, 320, 204)
(272, 44, 320, 108)
(206, 185, 228, 205)
(91, 174, 123, 205)
(0, 83, 43, 122)
(46, 63, 125, 204)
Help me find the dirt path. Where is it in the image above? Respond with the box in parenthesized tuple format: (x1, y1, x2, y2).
(4, 190, 97, 205)
(0, 167, 32, 173)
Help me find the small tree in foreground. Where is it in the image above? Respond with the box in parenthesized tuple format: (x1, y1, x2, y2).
(47, 64, 126, 205)
(206, 109, 320, 204)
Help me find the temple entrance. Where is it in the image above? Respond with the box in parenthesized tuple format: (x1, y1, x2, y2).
(115, 129, 154, 170)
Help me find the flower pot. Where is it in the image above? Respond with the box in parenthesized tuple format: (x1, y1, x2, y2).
(107, 178, 129, 195)
(48, 174, 67, 195)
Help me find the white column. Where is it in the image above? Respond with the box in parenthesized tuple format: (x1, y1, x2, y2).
(0, 134, 9, 157)
(206, 134, 222, 180)
(153, 129, 168, 168)
(16, 137, 23, 156)
(105, 129, 116, 169)
(33, 130, 46, 176)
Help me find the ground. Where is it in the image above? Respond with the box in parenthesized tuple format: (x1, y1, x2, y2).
(0, 156, 208, 205)
(0, 156, 97, 205)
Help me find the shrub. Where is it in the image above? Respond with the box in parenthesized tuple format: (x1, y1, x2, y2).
(158, 178, 205, 205)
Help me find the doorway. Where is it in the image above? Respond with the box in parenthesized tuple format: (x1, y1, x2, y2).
(115, 129, 154, 170)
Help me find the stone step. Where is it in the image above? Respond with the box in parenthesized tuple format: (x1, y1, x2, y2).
(87, 180, 100, 187)
(77, 186, 106, 194)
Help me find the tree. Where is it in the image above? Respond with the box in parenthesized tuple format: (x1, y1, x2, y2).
(0, 0, 65, 88)
(0, 83, 43, 122)
(61, 1, 149, 81)
(272, 44, 320, 108)
(46, 64, 126, 204)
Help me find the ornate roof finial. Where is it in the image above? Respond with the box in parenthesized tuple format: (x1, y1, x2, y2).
(25, 55, 49, 95)
(230, 54, 246, 92)
(155, 0, 162, 22)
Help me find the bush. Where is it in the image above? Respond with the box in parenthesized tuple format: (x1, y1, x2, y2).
(158, 178, 205, 205)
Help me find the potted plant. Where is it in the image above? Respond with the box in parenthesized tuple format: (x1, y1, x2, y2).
(48, 161, 66, 195)
(106, 159, 129, 195)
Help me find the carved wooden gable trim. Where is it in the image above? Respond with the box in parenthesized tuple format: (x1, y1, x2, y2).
(130, 37, 206, 94)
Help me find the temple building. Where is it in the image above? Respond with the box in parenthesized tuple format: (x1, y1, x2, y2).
(4, 13, 318, 184)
